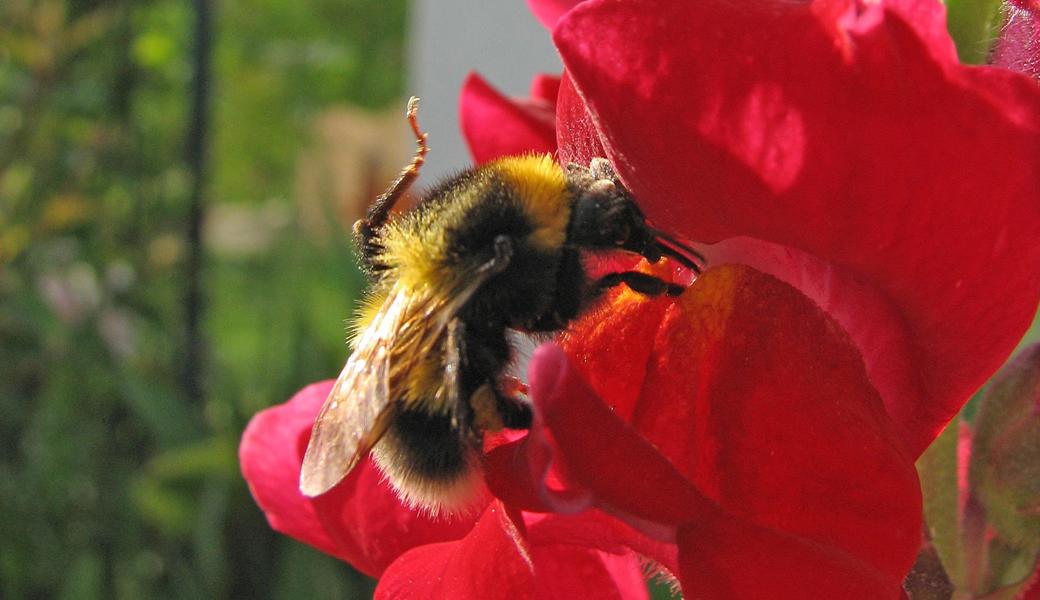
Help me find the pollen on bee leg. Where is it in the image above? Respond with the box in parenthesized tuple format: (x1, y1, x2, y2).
(471, 383, 508, 433)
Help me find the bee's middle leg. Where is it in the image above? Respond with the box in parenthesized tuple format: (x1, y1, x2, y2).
(453, 320, 533, 432)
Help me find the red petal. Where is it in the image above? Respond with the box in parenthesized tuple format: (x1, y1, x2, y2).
(525, 344, 716, 528)
(677, 519, 901, 598)
(459, 72, 557, 164)
(240, 381, 342, 558)
(558, 288, 672, 421)
(638, 265, 920, 580)
(880, 0, 959, 62)
(1022, 560, 1040, 600)
(552, 265, 921, 595)
(555, 71, 604, 165)
(484, 425, 595, 516)
(530, 545, 648, 600)
(239, 381, 477, 577)
(376, 501, 650, 600)
(555, 0, 1040, 458)
(529, 73, 562, 104)
(376, 502, 535, 600)
(527, 0, 584, 30)
(309, 456, 479, 577)
(519, 339, 911, 597)
(524, 510, 679, 576)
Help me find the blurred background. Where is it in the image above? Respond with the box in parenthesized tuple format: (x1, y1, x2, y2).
(0, 0, 557, 598)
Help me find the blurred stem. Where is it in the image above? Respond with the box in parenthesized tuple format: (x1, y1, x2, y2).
(184, 0, 212, 405)
(110, 3, 137, 121)
(962, 492, 990, 596)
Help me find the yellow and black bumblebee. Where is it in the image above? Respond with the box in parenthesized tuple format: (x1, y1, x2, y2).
(299, 98, 702, 511)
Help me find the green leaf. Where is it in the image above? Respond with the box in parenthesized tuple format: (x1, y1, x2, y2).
(917, 415, 966, 588)
(129, 476, 195, 536)
(273, 541, 374, 600)
(944, 0, 1005, 64)
(119, 372, 199, 448)
(148, 436, 238, 481)
(57, 553, 103, 600)
(967, 548, 1039, 600)
(129, 438, 237, 536)
(132, 31, 176, 68)
(970, 344, 1040, 553)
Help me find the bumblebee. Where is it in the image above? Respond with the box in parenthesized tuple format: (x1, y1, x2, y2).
(299, 98, 702, 511)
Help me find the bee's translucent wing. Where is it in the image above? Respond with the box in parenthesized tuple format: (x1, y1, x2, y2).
(299, 287, 413, 497)
(299, 273, 491, 497)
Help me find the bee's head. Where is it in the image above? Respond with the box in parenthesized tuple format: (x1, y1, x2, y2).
(566, 158, 703, 272)
(566, 160, 654, 254)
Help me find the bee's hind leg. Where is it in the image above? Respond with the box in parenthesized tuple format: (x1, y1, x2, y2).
(493, 386, 532, 429)
(470, 381, 532, 431)
(354, 96, 429, 277)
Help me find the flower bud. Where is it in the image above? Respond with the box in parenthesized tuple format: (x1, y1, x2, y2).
(969, 343, 1040, 553)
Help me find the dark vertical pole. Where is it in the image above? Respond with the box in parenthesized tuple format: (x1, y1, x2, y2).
(184, 0, 211, 404)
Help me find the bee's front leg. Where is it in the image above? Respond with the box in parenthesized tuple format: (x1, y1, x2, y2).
(354, 97, 429, 278)
(594, 271, 685, 297)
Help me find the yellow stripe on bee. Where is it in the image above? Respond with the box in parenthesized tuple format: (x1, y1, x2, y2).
(379, 154, 571, 292)
(349, 283, 454, 406)
(380, 218, 459, 292)
(490, 154, 571, 251)
(350, 284, 390, 347)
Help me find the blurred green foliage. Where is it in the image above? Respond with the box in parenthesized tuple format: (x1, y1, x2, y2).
(0, 0, 404, 597)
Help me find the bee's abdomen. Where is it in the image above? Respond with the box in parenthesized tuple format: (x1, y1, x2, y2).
(388, 409, 469, 476)
(370, 407, 484, 513)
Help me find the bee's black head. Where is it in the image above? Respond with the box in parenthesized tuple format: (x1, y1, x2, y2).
(565, 159, 703, 272)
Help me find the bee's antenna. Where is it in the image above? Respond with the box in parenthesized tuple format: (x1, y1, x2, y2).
(648, 227, 706, 274)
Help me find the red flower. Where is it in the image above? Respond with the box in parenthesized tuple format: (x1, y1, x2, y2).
(460, 72, 560, 164)
(241, 381, 672, 598)
(241, 0, 1040, 597)
(540, 0, 1040, 459)
(239, 382, 478, 578)
(473, 0, 1040, 594)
